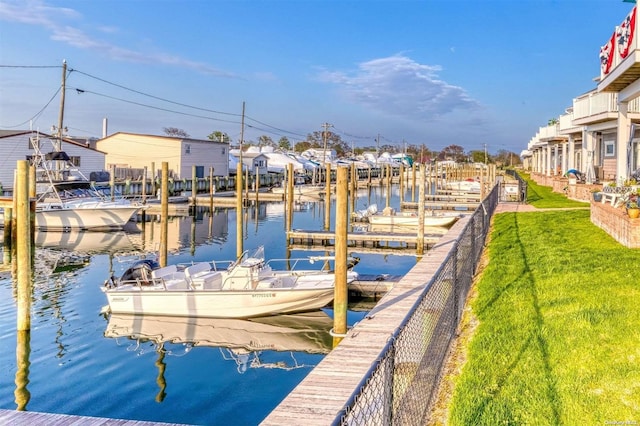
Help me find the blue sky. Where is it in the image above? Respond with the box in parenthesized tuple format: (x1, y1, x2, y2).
(0, 0, 634, 155)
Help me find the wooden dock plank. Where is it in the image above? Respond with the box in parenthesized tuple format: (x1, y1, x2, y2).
(0, 409, 187, 425)
(262, 215, 470, 425)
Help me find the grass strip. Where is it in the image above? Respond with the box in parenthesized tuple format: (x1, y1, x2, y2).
(520, 172, 590, 209)
(448, 209, 640, 425)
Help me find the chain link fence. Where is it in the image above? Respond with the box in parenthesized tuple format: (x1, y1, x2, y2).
(333, 185, 499, 425)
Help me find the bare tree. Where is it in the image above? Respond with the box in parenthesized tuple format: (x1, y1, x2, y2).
(163, 127, 190, 138)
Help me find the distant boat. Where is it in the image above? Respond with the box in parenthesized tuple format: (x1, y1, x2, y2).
(444, 178, 481, 193)
(353, 204, 460, 227)
(102, 246, 359, 319)
(367, 210, 459, 227)
(270, 176, 328, 197)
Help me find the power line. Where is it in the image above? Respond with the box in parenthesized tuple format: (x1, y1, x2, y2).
(0, 87, 61, 129)
(69, 87, 242, 125)
(69, 68, 241, 118)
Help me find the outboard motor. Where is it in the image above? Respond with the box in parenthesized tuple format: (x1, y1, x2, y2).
(120, 259, 160, 285)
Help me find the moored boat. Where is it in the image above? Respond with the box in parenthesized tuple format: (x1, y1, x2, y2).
(367, 211, 459, 227)
(32, 139, 143, 231)
(101, 246, 359, 319)
(444, 178, 481, 193)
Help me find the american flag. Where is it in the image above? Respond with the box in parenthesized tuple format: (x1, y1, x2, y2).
(617, 6, 636, 59)
(601, 31, 616, 75)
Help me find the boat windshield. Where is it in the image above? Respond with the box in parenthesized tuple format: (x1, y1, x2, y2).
(236, 246, 265, 268)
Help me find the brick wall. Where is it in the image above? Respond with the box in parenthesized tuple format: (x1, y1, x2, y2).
(590, 201, 640, 248)
(530, 172, 600, 202)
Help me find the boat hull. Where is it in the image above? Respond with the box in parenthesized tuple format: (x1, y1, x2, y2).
(103, 286, 336, 319)
(367, 214, 458, 227)
(36, 205, 141, 231)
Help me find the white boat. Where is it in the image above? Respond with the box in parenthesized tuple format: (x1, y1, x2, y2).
(354, 204, 460, 227)
(367, 212, 459, 227)
(444, 179, 481, 193)
(32, 141, 143, 231)
(101, 246, 359, 319)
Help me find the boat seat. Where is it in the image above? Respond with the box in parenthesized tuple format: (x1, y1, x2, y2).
(151, 264, 187, 289)
(185, 262, 223, 290)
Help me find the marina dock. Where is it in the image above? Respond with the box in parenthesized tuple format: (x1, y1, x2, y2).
(0, 409, 189, 426)
(287, 229, 442, 249)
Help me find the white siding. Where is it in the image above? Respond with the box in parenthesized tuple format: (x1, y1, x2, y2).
(0, 132, 105, 190)
(96, 133, 229, 179)
(179, 139, 229, 178)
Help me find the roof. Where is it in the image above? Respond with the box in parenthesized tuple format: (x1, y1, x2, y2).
(0, 130, 105, 153)
(100, 132, 229, 145)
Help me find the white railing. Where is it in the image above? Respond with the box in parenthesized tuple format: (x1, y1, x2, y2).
(573, 92, 618, 120)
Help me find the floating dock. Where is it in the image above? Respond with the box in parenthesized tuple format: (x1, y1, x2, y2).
(287, 229, 441, 250)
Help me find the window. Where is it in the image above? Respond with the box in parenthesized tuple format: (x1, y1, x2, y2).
(604, 140, 615, 157)
(70, 156, 81, 166)
(185, 144, 191, 154)
(222, 148, 225, 155)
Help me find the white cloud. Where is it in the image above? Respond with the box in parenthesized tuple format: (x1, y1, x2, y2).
(318, 55, 480, 121)
(0, 0, 236, 78)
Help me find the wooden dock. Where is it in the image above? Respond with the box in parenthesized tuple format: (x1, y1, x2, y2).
(287, 229, 441, 249)
(400, 200, 479, 210)
(193, 192, 283, 206)
(262, 215, 472, 425)
(0, 409, 188, 425)
(349, 273, 402, 297)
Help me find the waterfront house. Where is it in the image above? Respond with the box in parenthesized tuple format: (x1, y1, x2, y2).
(95, 132, 229, 180)
(228, 150, 268, 175)
(525, 5, 640, 185)
(0, 130, 105, 192)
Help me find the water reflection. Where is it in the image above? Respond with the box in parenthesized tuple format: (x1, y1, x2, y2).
(35, 230, 138, 254)
(14, 330, 30, 411)
(133, 207, 228, 253)
(104, 311, 333, 380)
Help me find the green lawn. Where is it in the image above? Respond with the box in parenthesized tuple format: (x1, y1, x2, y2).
(521, 172, 590, 209)
(447, 208, 640, 424)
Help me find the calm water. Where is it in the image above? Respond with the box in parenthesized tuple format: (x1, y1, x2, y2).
(0, 186, 419, 425)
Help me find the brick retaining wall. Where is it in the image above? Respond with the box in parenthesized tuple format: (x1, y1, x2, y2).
(590, 200, 640, 248)
(530, 172, 600, 202)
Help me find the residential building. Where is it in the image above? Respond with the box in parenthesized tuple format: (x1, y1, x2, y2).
(0, 130, 105, 190)
(525, 5, 640, 184)
(96, 132, 229, 179)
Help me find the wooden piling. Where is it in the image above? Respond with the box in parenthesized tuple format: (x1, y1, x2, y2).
(399, 164, 404, 204)
(191, 165, 197, 207)
(411, 163, 416, 202)
(141, 166, 147, 204)
(110, 164, 116, 201)
(15, 329, 30, 410)
(417, 164, 426, 255)
(159, 162, 169, 267)
(3, 206, 11, 265)
(333, 166, 348, 347)
(16, 160, 31, 331)
(286, 163, 294, 232)
(324, 163, 331, 231)
(150, 162, 156, 198)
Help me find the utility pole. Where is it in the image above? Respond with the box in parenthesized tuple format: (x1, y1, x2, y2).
(239, 102, 245, 169)
(376, 133, 380, 157)
(484, 143, 488, 164)
(321, 122, 332, 164)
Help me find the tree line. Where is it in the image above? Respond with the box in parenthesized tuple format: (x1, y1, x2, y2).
(161, 126, 521, 166)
